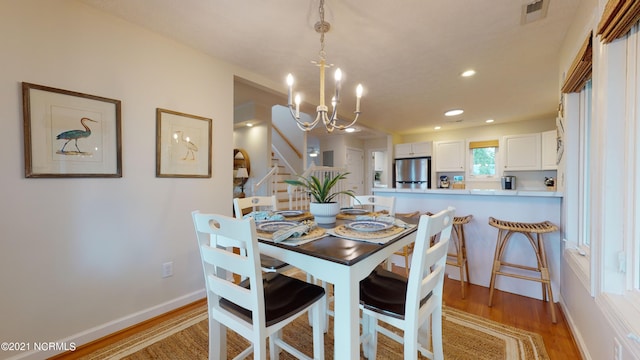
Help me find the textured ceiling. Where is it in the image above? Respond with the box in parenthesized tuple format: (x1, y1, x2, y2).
(82, 0, 580, 137)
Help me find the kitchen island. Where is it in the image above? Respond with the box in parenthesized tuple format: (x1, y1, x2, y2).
(373, 187, 562, 301)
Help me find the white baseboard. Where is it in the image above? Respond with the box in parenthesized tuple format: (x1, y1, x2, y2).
(7, 289, 206, 360)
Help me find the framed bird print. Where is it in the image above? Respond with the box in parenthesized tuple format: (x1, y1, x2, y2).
(155, 108, 212, 178)
(22, 82, 122, 178)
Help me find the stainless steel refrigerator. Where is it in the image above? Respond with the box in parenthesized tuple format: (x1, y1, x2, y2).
(394, 157, 431, 189)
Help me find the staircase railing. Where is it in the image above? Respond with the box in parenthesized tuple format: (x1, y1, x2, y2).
(251, 165, 278, 197)
(287, 165, 350, 210)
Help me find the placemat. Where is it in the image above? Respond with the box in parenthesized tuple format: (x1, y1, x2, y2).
(278, 211, 314, 222)
(336, 210, 388, 220)
(329, 224, 413, 244)
(257, 226, 326, 246)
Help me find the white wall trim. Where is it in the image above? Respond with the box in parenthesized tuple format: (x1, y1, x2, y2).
(7, 289, 206, 360)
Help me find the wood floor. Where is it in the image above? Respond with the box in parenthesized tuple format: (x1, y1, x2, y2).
(440, 274, 582, 360)
(54, 271, 582, 360)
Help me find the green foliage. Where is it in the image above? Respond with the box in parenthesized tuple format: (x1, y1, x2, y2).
(284, 172, 356, 203)
(472, 147, 496, 175)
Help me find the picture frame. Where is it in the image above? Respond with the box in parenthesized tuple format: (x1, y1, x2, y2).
(156, 108, 212, 178)
(22, 82, 122, 178)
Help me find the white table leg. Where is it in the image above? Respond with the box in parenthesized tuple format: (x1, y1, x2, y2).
(332, 272, 360, 360)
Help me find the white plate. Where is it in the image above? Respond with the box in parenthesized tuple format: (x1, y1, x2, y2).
(275, 210, 304, 217)
(256, 221, 299, 233)
(340, 208, 369, 215)
(346, 220, 393, 232)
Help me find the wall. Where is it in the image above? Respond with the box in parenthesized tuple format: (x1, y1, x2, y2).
(0, 1, 239, 358)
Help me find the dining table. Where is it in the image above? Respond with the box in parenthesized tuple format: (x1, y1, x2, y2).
(256, 211, 419, 360)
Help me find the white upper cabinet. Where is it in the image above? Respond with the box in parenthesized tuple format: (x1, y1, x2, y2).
(503, 133, 541, 171)
(541, 130, 558, 170)
(394, 141, 432, 158)
(434, 140, 465, 172)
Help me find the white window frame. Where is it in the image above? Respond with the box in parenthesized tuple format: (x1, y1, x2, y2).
(578, 79, 592, 254)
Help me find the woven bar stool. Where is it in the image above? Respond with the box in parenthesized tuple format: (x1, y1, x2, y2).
(488, 217, 559, 323)
(449, 215, 473, 298)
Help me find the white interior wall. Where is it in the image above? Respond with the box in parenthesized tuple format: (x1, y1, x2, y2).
(0, 1, 239, 359)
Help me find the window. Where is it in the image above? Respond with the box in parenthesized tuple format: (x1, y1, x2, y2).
(578, 79, 592, 250)
(468, 140, 499, 179)
(561, 31, 593, 293)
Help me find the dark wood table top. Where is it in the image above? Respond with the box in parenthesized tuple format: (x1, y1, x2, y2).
(258, 217, 419, 266)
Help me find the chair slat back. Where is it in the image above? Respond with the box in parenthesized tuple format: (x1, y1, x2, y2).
(405, 207, 455, 321)
(233, 195, 278, 218)
(351, 195, 396, 216)
(191, 211, 265, 326)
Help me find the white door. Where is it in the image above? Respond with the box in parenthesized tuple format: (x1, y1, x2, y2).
(346, 148, 364, 197)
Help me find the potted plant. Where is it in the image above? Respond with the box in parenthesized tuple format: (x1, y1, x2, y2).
(285, 172, 356, 224)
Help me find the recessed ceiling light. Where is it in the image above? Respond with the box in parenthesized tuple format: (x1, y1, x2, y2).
(246, 123, 253, 127)
(461, 70, 476, 77)
(434, 126, 441, 130)
(485, 119, 494, 123)
(444, 109, 464, 117)
(345, 128, 356, 133)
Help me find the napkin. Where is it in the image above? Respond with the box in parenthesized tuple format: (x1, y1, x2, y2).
(354, 215, 412, 228)
(243, 211, 284, 221)
(272, 220, 317, 243)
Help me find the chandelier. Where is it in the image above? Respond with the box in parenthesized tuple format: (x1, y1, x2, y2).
(286, 0, 363, 133)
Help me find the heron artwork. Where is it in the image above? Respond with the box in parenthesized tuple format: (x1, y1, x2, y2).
(173, 131, 198, 160)
(56, 117, 97, 154)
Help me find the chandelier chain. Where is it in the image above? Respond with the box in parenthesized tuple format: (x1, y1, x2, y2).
(318, 0, 326, 60)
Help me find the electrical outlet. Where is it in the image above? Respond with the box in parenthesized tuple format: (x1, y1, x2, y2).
(614, 337, 622, 360)
(162, 262, 173, 278)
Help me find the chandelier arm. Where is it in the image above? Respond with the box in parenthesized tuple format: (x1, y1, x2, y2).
(331, 112, 361, 131)
(290, 106, 324, 131)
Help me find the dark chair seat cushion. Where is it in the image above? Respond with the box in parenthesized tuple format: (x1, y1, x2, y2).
(260, 254, 289, 271)
(359, 266, 431, 320)
(220, 274, 325, 327)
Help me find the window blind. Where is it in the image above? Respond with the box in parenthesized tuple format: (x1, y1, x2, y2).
(561, 32, 593, 93)
(597, 0, 640, 44)
(469, 140, 499, 149)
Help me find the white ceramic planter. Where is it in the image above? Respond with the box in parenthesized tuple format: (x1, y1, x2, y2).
(309, 202, 340, 224)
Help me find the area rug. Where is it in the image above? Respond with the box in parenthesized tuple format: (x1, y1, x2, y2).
(78, 303, 549, 360)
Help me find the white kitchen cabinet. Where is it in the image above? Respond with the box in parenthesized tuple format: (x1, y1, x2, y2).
(394, 141, 432, 158)
(541, 130, 558, 170)
(503, 133, 541, 171)
(434, 140, 465, 172)
(374, 151, 387, 171)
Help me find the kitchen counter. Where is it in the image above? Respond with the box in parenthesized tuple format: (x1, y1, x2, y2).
(374, 187, 562, 197)
(373, 187, 562, 301)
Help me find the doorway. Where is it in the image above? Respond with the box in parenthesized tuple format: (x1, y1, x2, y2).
(366, 148, 389, 194)
(345, 148, 364, 196)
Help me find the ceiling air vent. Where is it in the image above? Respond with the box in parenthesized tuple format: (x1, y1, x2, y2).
(521, 0, 549, 25)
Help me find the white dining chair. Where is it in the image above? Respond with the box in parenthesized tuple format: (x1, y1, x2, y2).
(350, 195, 396, 216)
(359, 206, 455, 360)
(233, 196, 291, 273)
(192, 211, 325, 360)
(233, 195, 278, 218)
